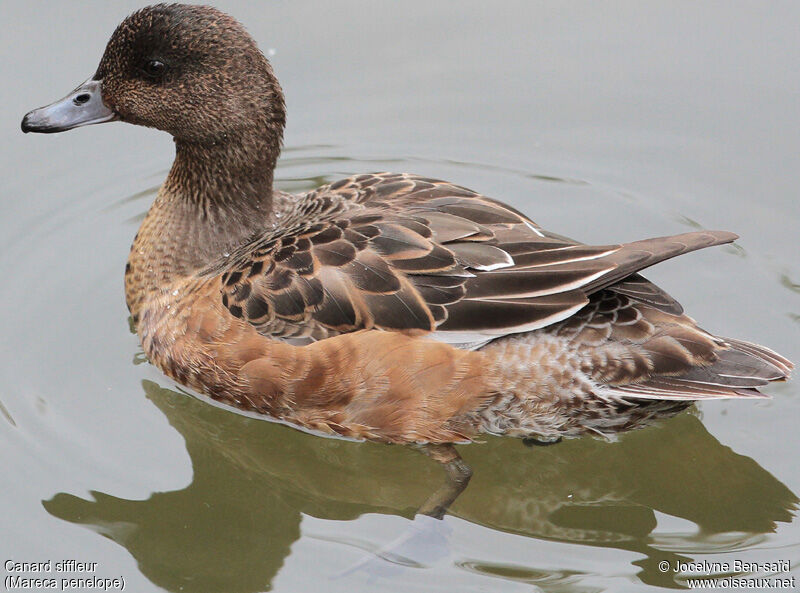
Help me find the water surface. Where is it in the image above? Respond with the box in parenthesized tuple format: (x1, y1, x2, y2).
(1, 2, 799, 592)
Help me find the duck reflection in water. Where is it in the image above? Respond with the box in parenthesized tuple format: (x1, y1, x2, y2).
(44, 380, 796, 592)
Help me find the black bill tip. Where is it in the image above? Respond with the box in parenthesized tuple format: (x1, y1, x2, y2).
(21, 110, 57, 134)
(21, 113, 33, 134)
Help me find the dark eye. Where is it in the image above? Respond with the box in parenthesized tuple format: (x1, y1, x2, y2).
(143, 59, 166, 79)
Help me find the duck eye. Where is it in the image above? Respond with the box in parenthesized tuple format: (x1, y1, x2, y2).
(143, 59, 166, 79)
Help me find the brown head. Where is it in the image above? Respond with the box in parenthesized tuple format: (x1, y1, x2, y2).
(21, 4, 286, 185)
(23, 4, 290, 314)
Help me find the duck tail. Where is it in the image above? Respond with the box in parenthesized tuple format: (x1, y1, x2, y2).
(718, 337, 794, 378)
(604, 337, 792, 401)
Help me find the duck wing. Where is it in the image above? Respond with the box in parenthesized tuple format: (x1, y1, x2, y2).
(214, 173, 737, 344)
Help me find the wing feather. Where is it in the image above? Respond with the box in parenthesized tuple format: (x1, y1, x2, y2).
(211, 173, 738, 342)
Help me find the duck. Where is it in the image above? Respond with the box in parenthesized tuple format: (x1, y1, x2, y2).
(22, 4, 792, 515)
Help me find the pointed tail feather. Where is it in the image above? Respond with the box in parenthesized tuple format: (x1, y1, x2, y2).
(720, 337, 793, 377)
(605, 377, 770, 401)
(606, 337, 791, 401)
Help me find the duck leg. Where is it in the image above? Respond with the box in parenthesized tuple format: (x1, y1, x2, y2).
(336, 444, 469, 577)
(416, 443, 473, 519)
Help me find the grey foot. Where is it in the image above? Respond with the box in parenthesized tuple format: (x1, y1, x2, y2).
(416, 443, 473, 519)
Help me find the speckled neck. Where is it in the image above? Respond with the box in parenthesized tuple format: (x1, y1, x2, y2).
(125, 129, 285, 322)
(165, 131, 279, 211)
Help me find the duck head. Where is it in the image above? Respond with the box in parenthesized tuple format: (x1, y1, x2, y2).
(21, 4, 286, 150)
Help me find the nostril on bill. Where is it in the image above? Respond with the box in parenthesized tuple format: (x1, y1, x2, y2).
(73, 93, 91, 105)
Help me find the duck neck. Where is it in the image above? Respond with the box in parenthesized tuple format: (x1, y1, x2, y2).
(165, 132, 279, 213)
(159, 130, 282, 263)
(126, 129, 283, 321)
